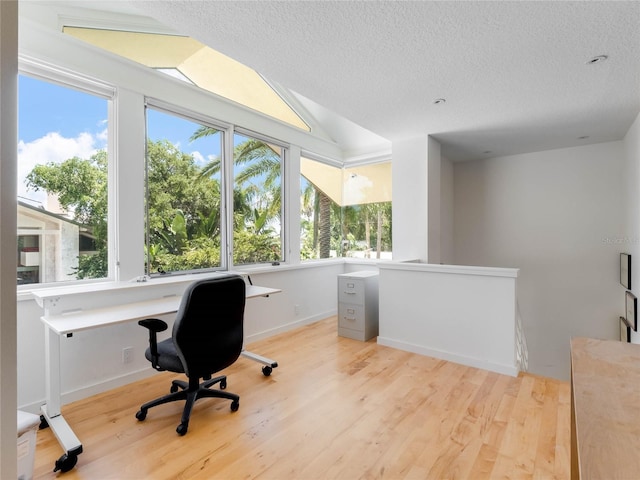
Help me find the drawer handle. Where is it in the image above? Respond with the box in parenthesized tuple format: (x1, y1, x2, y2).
(343, 291, 356, 294)
(343, 316, 356, 321)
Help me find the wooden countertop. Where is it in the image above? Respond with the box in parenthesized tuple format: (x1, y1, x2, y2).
(570, 337, 640, 479)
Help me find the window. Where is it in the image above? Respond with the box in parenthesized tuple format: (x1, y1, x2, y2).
(145, 108, 286, 273)
(301, 157, 392, 260)
(232, 132, 284, 265)
(145, 107, 224, 274)
(300, 159, 343, 259)
(17, 74, 110, 285)
(63, 27, 310, 132)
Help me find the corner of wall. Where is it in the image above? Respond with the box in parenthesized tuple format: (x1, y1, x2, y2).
(624, 112, 640, 343)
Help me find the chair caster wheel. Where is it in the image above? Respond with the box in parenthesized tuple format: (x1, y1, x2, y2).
(230, 400, 239, 412)
(176, 423, 188, 436)
(135, 409, 147, 421)
(262, 365, 272, 376)
(53, 452, 78, 473)
(220, 378, 227, 389)
(170, 384, 179, 393)
(39, 415, 49, 430)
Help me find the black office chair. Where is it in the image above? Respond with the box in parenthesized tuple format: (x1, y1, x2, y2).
(135, 275, 246, 435)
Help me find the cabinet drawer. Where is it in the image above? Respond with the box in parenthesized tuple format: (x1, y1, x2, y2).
(338, 304, 364, 331)
(338, 278, 364, 305)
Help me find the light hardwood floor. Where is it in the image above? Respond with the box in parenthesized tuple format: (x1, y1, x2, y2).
(34, 316, 570, 479)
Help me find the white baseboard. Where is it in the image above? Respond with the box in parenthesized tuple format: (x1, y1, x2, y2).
(376, 336, 518, 377)
(19, 368, 156, 415)
(245, 310, 336, 344)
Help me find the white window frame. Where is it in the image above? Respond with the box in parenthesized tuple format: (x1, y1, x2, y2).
(231, 126, 289, 268)
(144, 98, 232, 275)
(17, 57, 116, 290)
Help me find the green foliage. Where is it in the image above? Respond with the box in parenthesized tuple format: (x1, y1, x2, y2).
(73, 249, 108, 280)
(146, 139, 221, 246)
(146, 135, 285, 270)
(299, 178, 392, 260)
(26, 151, 108, 245)
(155, 210, 188, 255)
(26, 151, 109, 279)
(153, 237, 221, 272)
(145, 139, 225, 272)
(26, 130, 392, 281)
(233, 230, 280, 264)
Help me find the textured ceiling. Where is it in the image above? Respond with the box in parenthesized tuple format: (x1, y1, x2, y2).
(128, 0, 640, 161)
(42, 1, 627, 162)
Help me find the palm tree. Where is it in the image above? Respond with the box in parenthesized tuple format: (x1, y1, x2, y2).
(191, 127, 281, 223)
(190, 127, 286, 263)
(300, 178, 335, 259)
(192, 126, 337, 259)
(318, 191, 331, 258)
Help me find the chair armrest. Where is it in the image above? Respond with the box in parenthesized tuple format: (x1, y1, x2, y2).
(138, 318, 168, 370)
(138, 318, 168, 332)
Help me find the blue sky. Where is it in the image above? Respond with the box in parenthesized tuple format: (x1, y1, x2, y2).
(19, 75, 215, 152)
(18, 75, 107, 144)
(147, 108, 221, 167)
(18, 75, 108, 203)
(17, 74, 220, 202)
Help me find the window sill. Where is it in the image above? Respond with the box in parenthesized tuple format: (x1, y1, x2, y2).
(18, 258, 370, 304)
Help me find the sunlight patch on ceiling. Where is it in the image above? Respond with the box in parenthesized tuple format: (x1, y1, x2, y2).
(63, 27, 310, 131)
(301, 158, 391, 206)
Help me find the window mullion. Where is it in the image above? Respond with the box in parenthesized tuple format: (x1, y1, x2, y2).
(223, 128, 235, 269)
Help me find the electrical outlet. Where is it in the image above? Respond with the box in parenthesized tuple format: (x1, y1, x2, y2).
(122, 347, 133, 364)
(294, 304, 300, 316)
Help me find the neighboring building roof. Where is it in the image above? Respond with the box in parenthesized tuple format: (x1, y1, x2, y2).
(18, 199, 92, 232)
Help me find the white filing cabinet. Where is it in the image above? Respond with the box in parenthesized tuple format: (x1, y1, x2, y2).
(337, 271, 379, 341)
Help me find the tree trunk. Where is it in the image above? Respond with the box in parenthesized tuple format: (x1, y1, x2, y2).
(376, 207, 383, 259)
(319, 192, 331, 258)
(313, 191, 320, 252)
(364, 208, 371, 258)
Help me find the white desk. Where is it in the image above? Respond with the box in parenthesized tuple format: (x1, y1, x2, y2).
(34, 279, 281, 472)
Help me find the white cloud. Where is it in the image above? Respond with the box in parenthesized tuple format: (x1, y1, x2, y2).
(96, 127, 108, 143)
(343, 173, 373, 205)
(18, 131, 100, 204)
(191, 150, 206, 166)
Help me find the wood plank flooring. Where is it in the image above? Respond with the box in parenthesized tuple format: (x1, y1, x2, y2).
(33, 316, 570, 479)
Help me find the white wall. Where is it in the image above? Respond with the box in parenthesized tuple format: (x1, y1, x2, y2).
(378, 262, 519, 376)
(391, 137, 429, 261)
(440, 155, 454, 264)
(623, 113, 640, 343)
(391, 136, 451, 263)
(454, 141, 625, 380)
(427, 137, 442, 263)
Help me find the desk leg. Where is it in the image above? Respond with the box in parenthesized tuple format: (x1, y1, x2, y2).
(240, 350, 278, 376)
(44, 326, 62, 416)
(42, 326, 82, 472)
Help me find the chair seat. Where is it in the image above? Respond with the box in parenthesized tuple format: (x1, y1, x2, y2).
(145, 338, 184, 373)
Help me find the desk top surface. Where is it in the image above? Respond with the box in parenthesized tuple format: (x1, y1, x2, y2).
(32, 272, 255, 305)
(570, 337, 640, 479)
(41, 284, 281, 335)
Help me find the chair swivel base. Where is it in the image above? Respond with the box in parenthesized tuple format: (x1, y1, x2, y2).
(135, 374, 239, 436)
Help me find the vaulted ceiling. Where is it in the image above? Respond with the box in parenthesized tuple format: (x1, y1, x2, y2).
(26, 1, 640, 162)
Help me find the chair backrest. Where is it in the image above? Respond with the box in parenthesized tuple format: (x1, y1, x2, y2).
(172, 275, 246, 379)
